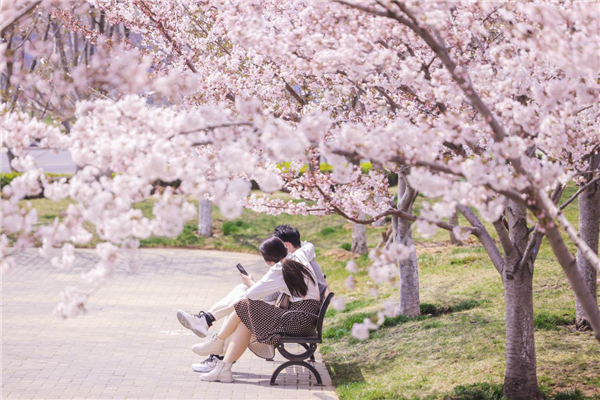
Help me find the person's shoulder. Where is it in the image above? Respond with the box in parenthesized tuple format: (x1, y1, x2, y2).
(270, 262, 284, 272)
(301, 241, 314, 249)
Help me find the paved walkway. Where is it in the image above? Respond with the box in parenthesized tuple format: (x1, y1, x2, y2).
(2, 249, 338, 399)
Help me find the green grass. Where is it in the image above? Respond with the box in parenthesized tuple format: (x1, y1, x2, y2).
(16, 182, 600, 399)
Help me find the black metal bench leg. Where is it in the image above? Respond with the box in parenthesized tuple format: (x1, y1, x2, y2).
(270, 360, 323, 386)
(298, 343, 316, 362)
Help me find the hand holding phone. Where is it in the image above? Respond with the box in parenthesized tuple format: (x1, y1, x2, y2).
(236, 263, 249, 276)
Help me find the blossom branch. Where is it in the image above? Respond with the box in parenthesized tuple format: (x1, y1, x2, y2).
(1, 0, 42, 36)
(457, 204, 504, 274)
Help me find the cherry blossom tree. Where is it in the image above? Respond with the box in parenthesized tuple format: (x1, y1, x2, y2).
(575, 154, 600, 329)
(1, 1, 599, 399)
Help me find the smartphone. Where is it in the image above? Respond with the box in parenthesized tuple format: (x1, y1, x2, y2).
(236, 263, 249, 276)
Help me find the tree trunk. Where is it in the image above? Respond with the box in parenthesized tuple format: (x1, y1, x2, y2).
(5, 146, 16, 172)
(351, 212, 368, 254)
(393, 172, 420, 316)
(372, 217, 386, 227)
(502, 201, 543, 400)
(575, 176, 600, 330)
(449, 211, 463, 245)
(198, 199, 213, 237)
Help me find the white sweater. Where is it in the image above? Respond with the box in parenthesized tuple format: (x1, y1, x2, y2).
(245, 252, 320, 302)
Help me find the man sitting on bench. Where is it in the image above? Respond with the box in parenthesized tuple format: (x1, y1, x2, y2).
(176, 225, 328, 372)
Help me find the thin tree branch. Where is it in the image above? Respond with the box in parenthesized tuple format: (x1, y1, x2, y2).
(1, 0, 42, 36)
(517, 182, 565, 271)
(178, 122, 253, 136)
(559, 176, 600, 211)
(493, 216, 513, 258)
(544, 223, 600, 342)
(457, 204, 504, 274)
(282, 77, 306, 107)
(537, 189, 600, 274)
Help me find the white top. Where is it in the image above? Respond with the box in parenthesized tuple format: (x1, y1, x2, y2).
(245, 251, 320, 303)
(296, 242, 328, 297)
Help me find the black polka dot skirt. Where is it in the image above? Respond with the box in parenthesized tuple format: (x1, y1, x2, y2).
(234, 298, 320, 359)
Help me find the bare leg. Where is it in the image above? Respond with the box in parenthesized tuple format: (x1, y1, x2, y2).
(223, 322, 251, 363)
(217, 312, 242, 340)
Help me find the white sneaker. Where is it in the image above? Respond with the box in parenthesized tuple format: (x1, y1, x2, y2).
(192, 334, 225, 357)
(192, 354, 222, 373)
(177, 310, 209, 338)
(200, 360, 234, 383)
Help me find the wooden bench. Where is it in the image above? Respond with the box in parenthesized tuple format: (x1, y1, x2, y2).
(269, 292, 335, 386)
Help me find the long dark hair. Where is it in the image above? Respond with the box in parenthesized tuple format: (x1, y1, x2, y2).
(259, 236, 316, 298)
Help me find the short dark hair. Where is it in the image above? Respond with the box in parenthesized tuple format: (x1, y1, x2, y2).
(273, 224, 301, 248)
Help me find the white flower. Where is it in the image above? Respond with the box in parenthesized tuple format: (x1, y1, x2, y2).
(416, 220, 438, 239)
(452, 226, 471, 242)
(53, 286, 87, 319)
(351, 322, 370, 340)
(363, 317, 379, 331)
(345, 260, 359, 273)
(228, 178, 252, 199)
(345, 275, 356, 290)
(256, 172, 283, 193)
(1, 256, 16, 276)
(51, 244, 76, 270)
(376, 312, 385, 327)
(383, 299, 400, 318)
(96, 242, 119, 265)
(219, 197, 243, 220)
(331, 297, 346, 311)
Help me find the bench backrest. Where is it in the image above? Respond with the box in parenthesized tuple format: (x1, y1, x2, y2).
(316, 292, 334, 341)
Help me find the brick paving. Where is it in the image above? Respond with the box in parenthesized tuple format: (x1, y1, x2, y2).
(2, 248, 338, 400)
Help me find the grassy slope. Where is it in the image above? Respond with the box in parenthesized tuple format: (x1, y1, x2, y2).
(18, 186, 600, 399)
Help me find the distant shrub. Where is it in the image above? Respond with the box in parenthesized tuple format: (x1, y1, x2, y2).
(0, 172, 21, 188)
(320, 227, 337, 236)
(534, 311, 574, 331)
(552, 389, 587, 400)
(323, 312, 373, 339)
(222, 220, 251, 236)
(0, 172, 72, 198)
(278, 161, 399, 186)
(446, 383, 504, 400)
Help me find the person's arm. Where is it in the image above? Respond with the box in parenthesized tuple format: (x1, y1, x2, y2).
(245, 264, 287, 300)
(301, 241, 326, 283)
(300, 241, 316, 261)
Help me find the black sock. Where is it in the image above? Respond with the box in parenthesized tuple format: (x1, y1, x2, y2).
(204, 312, 216, 327)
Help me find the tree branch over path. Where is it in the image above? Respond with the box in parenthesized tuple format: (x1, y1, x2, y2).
(133, 0, 198, 73)
(1, 1, 42, 36)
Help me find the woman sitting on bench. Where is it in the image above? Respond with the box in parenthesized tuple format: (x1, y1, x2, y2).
(192, 236, 320, 383)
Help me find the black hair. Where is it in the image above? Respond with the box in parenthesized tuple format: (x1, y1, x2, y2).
(259, 236, 315, 298)
(273, 224, 301, 248)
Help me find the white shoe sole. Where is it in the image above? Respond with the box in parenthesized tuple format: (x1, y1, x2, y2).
(200, 374, 233, 383)
(177, 311, 208, 338)
(192, 365, 215, 373)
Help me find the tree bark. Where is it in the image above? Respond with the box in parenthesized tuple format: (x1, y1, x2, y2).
(5, 146, 17, 172)
(351, 212, 368, 254)
(502, 200, 544, 400)
(372, 217, 386, 227)
(575, 175, 600, 330)
(448, 211, 463, 245)
(393, 172, 420, 316)
(198, 199, 212, 237)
